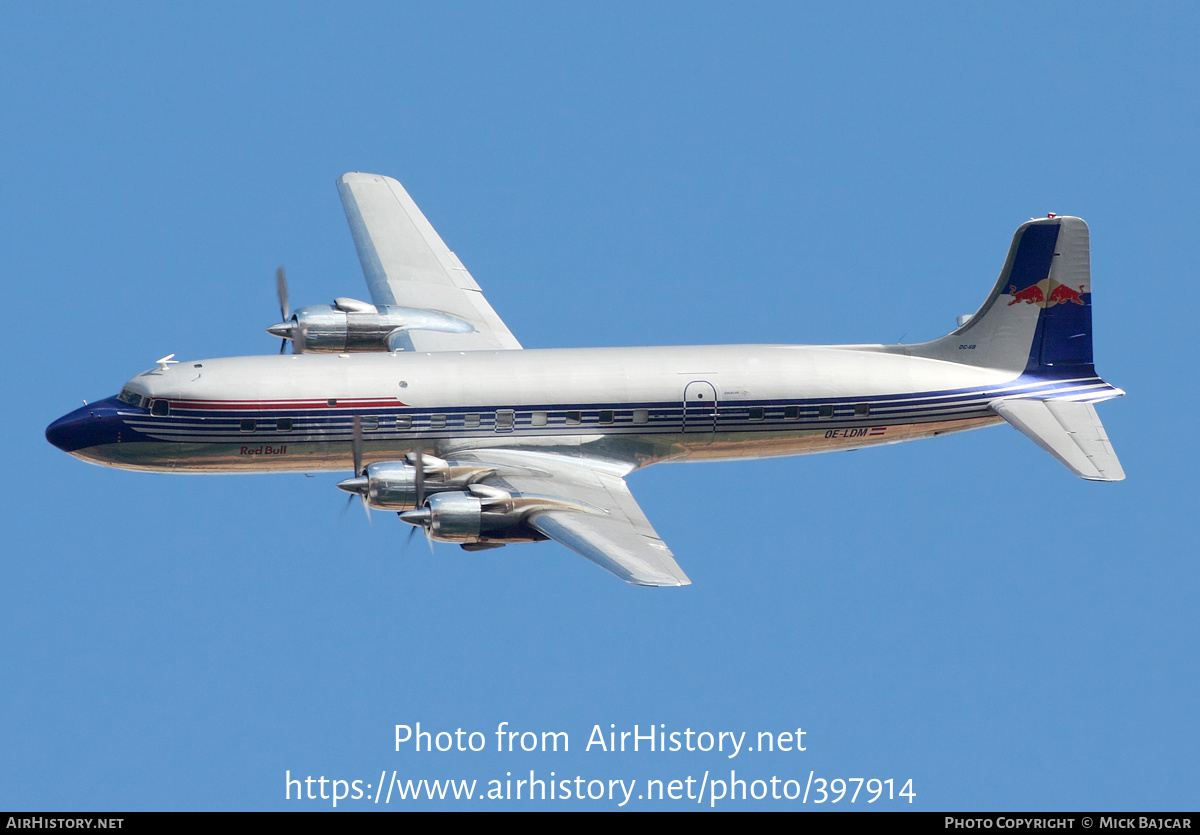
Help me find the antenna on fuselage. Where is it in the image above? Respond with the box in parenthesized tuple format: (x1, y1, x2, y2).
(155, 354, 178, 372)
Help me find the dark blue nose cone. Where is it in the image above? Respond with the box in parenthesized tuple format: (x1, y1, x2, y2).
(46, 397, 127, 453)
(45, 410, 82, 452)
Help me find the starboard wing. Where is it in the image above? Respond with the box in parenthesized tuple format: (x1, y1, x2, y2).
(336, 172, 522, 353)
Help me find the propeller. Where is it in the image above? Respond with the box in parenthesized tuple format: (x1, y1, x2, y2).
(274, 267, 290, 352)
(335, 415, 371, 523)
(400, 446, 434, 553)
(268, 266, 295, 353)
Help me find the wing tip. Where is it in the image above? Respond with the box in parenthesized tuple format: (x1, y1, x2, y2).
(338, 171, 398, 188)
(628, 568, 692, 587)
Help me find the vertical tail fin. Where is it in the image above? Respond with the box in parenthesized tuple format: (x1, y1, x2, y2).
(911, 216, 1096, 375)
(911, 215, 1125, 480)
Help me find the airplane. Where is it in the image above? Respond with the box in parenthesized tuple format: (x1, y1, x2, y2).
(45, 173, 1125, 587)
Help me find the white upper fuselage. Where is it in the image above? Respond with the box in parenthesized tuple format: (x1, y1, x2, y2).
(134, 344, 1011, 408)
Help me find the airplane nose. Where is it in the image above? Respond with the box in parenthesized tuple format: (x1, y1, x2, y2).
(46, 415, 70, 451)
(46, 408, 92, 452)
(46, 397, 126, 454)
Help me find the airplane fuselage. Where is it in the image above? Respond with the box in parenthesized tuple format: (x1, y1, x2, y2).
(47, 343, 1110, 475)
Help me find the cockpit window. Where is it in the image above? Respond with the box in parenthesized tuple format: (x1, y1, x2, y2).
(117, 389, 144, 407)
(150, 399, 170, 417)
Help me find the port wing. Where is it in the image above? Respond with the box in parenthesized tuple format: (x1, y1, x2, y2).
(453, 450, 691, 587)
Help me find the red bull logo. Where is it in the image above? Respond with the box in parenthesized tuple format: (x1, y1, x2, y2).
(1048, 283, 1086, 306)
(1008, 283, 1045, 306)
(1007, 277, 1088, 308)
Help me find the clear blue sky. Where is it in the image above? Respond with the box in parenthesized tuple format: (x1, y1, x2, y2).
(2, 2, 1196, 810)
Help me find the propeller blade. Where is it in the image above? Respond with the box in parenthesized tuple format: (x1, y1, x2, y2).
(413, 446, 425, 507)
(340, 415, 370, 524)
(338, 491, 371, 524)
(351, 415, 363, 477)
(274, 266, 292, 354)
(276, 266, 290, 321)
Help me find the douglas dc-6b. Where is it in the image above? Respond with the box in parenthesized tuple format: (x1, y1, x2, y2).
(46, 173, 1125, 586)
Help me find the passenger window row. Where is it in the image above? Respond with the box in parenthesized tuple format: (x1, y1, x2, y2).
(716, 403, 871, 420)
(204, 405, 874, 434)
(229, 409, 656, 434)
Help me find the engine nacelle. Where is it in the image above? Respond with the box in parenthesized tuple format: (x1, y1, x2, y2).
(339, 456, 502, 513)
(424, 492, 483, 542)
(269, 299, 475, 353)
(354, 461, 472, 511)
(406, 492, 547, 545)
(358, 461, 422, 511)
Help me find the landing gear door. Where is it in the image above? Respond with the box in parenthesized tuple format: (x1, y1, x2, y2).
(683, 381, 718, 435)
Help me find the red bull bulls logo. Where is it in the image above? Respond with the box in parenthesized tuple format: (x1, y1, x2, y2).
(1048, 283, 1086, 306)
(1007, 277, 1087, 308)
(1008, 283, 1045, 306)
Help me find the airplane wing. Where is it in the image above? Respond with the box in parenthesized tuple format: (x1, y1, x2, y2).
(336, 172, 523, 353)
(449, 449, 691, 587)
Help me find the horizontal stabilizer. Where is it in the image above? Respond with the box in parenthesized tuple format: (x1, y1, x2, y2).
(990, 398, 1125, 482)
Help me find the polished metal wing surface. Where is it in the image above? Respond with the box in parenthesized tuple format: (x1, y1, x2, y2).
(336, 172, 523, 352)
(990, 398, 1125, 482)
(451, 449, 691, 587)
